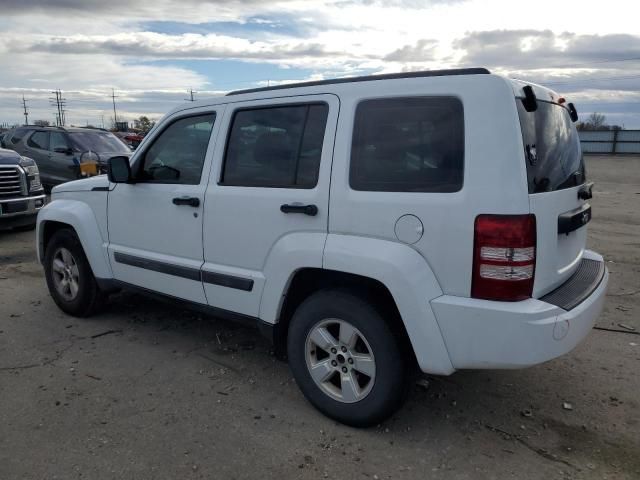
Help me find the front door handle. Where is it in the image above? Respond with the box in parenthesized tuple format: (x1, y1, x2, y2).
(172, 196, 200, 207)
(280, 203, 318, 216)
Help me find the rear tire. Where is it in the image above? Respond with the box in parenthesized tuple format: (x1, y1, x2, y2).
(287, 289, 409, 427)
(44, 229, 102, 317)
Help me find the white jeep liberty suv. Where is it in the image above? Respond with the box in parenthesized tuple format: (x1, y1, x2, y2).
(36, 69, 608, 426)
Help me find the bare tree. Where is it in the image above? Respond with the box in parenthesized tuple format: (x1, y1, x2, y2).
(587, 112, 607, 130)
(133, 116, 155, 133)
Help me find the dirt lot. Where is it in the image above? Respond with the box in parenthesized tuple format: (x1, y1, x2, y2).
(1, 155, 639, 480)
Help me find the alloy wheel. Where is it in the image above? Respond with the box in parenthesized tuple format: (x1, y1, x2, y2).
(305, 318, 376, 403)
(51, 247, 80, 301)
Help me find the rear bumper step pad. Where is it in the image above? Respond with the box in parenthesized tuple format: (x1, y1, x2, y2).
(540, 258, 605, 311)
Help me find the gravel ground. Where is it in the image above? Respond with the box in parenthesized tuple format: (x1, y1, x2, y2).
(1, 155, 638, 480)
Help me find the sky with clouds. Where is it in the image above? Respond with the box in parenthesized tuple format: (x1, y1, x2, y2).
(1, 0, 639, 128)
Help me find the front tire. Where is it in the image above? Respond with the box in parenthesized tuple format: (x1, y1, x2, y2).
(287, 289, 409, 427)
(44, 229, 102, 317)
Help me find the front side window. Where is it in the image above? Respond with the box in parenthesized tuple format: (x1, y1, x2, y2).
(10, 128, 31, 145)
(221, 104, 329, 188)
(350, 97, 464, 192)
(27, 131, 49, 150)
(138, 113, 215, 184)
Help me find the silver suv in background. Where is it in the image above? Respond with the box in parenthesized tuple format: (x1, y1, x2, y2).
(6, 126, 132, 190)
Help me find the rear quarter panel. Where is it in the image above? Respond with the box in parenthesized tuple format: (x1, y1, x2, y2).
(328, 74, 530, 297)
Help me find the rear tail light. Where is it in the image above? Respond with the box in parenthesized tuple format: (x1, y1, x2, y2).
(472, 214, 536, 301)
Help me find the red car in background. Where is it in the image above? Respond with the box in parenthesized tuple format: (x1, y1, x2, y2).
(114, 132, 144, 149)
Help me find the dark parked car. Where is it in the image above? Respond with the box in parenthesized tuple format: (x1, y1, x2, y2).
(6, 126, 131, 189)
(0, 148, 45, 230)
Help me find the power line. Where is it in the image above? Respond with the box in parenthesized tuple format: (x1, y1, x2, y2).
(545, 74, 640, 86)
(543, 56, 640, 70)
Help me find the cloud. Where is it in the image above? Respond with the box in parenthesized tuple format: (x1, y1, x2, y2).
(335, 0, 467, 6)
(384, 39, 438, 62)
(453, 30, 640, 70)
(9, 32, 340, 64)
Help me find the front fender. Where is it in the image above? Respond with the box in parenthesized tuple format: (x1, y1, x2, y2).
(36, 199, 112, 279)
(323, 234, 454, 375)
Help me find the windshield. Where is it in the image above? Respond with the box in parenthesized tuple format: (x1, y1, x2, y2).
(517, 100, 585, 194)
(69, 131, 131, 153)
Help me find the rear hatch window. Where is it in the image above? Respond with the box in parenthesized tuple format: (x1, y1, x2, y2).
(517, 97, 590, 297)
(517, 100, 585, 193)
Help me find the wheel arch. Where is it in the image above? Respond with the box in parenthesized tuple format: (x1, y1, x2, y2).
(37, 200, 112, 279)
(270, 233, 455, 375)
(273, 268, 417, 366)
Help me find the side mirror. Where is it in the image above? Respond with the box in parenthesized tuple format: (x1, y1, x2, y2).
(54, 147, 73, 155)
(108, 156, 133, 183)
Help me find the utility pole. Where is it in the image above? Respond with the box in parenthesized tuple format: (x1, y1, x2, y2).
(111, 89, 119, 128)
(185, 88, 196, 102)
(49, 89, 67, 126)
(21, 95, 29, 125)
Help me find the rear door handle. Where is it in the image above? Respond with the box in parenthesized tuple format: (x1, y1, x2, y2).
(280, 203, 318, 216)
(172, 196, 200, 207)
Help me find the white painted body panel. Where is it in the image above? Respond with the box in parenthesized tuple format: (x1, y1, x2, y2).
(432, 250, 607, 369)
(106, 105, 225, 304)
(323, 233, 454, 375)
(328, 74, 529, 297)
(259, 232, 326, 322)
(36, 196, 112, 279)
(201, 94, 339, 317)
(530, 185, 587, 297)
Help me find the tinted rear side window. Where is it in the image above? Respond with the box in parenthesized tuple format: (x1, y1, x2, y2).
(517, 100, 585, 193)
(221, 104, 329, 188)
(28, 131, 49, 150)
(350, 97, 464, 192)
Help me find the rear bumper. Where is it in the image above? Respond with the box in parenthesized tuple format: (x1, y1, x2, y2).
(431, 250, 608, 370)
(0, 194, 46, 228)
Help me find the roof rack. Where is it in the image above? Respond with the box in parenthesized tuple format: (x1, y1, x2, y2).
(226, 68, 491, 96)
